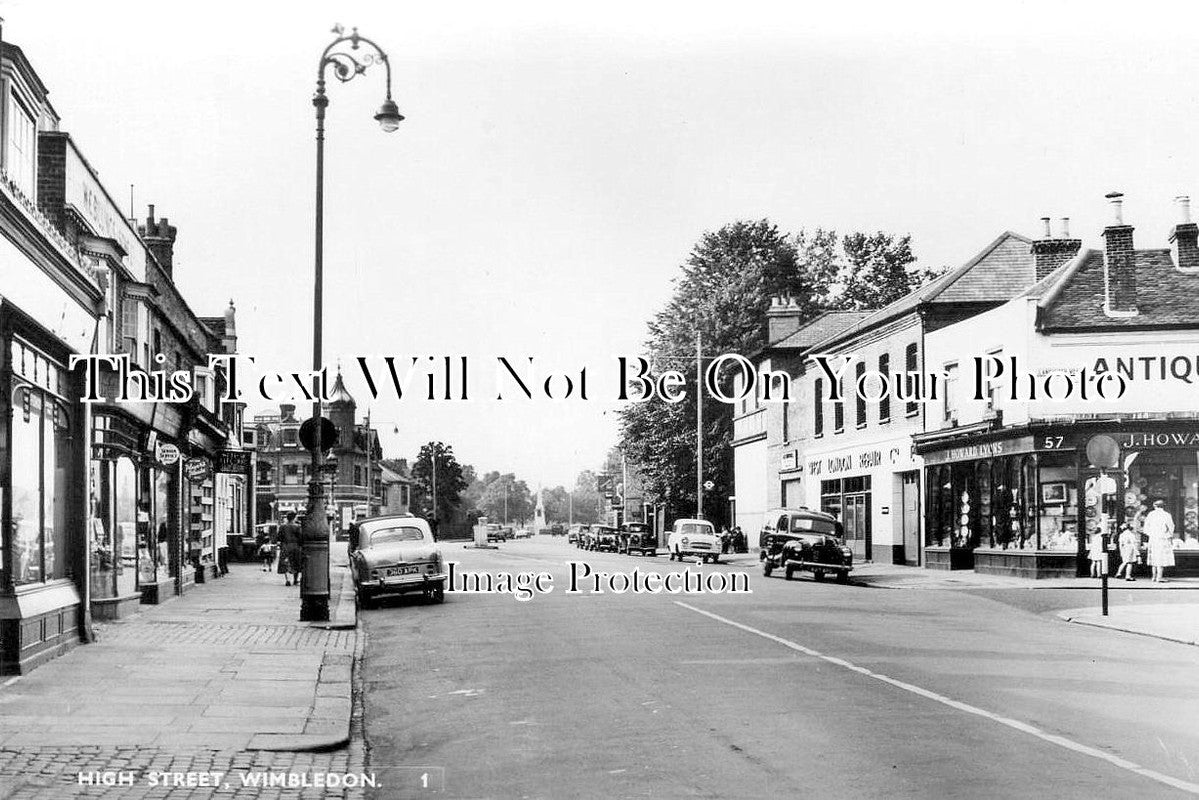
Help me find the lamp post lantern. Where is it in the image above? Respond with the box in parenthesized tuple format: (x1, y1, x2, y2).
(302, 24, 402, 621)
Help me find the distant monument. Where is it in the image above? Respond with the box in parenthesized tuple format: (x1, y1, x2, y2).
(534, 488, 547, 532)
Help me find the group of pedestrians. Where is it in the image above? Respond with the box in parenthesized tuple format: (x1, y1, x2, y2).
(1091, 498, 1178, 583)
(719, 527, 748, 555)
(256, 511, 304, 586)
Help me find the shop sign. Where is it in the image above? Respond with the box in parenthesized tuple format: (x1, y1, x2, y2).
(1035, 430, 1199, 452)
(807, 441, 916, 477)
(183, 457, 211, 484)
(156, 443, 180, 467)
(922, 435, 1035, 466)
(216, 450, 252, 474)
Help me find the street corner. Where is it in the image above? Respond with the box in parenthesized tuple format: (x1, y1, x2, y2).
(1058, 604, 1199, 647)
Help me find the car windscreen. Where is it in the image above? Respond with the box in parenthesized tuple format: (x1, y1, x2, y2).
(789, 517, 838, 535)
(368, 526, 426, 546)
(625, 525, 649, 533)
(678, 523, 714, 535)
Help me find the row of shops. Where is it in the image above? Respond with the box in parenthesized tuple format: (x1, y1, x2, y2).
(0, 37, 251, 673)
(735, 198, 1199, 579)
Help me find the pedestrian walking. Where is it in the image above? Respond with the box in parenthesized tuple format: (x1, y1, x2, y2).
(277, 512, 304, 587)
(1115, 523, 1138, 581)
(1087, 530, 1105, 578)
(1144, 499, 1176, 583)
(256, 527, 274, 573)
(720, 527, 731, 555)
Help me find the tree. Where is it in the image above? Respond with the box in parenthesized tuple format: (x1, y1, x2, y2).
(618, 220, 942, 527)
(838, 232, 932, 310)
(542, 486, 570, 522)
(620, 220, 807, 527)
(570, 471, 600, 525)
(478, 473, 535, 524)
(410, 442, 468, 525)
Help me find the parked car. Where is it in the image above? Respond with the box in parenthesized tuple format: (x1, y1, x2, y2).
(486, 523, 504, 543)
(568, 524, 585, 545)
(617, 523, 657, 556)
(550, 523, 565, 537)
(760, 508, 852, 583)
(667, 519, 720, 563)
(582, 525, 601, 550)
(513, 527, 532, 539)
(592, 525, 619, 552)
(348, 515, 447, 607)
(500, 525, 515, 540)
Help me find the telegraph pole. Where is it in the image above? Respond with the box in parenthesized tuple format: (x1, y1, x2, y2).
(696, 329, 703, 520)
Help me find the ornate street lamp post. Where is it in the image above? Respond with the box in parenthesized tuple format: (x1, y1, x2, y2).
(302, 25, 403, 621)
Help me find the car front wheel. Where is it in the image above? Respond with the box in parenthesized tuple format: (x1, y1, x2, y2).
(428, 584, 446, 603)
(813, 570, 825, 582)
(836, 571, 850, 584)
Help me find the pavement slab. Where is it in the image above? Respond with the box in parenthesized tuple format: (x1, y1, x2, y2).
(0, 545, 363, 798)
(1059, 603, 1199, 645)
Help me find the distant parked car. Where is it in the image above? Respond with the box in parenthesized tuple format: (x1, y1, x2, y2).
(617, 523, 657, 556)
(592, 525, 619, 552)
(501, 525, 515, 540)
(551, 523, 565, 537)
(513, 527, 532, 539)
(667, 519, 720, 563)
(348, 515, 447, 607)
(486, 523, 504, 543)
(567, 524, 584, 545)
(760, 508, 852, 583)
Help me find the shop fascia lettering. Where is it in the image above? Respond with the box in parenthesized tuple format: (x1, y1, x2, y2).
(808, 444, 912, 477)
(1121, 431, 1199, 448)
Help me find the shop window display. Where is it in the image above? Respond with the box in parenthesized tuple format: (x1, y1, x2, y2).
(1125, 450, 1197, 549)
(114, 457, 137, 595)
(10, 339, 72, 585)
(1038, 452, 1079, 552)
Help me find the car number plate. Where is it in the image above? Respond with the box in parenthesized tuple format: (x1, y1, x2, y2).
(385, 564, 421, 577)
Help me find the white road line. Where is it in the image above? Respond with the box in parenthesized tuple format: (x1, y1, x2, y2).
(674, 601, 1199, 796)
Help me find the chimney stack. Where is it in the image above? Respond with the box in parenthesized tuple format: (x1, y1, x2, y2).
(1102, 192, 1138, 316)
(138, 204, 178, 279)
(1170, 195, 1199, 271)
(766, 296, 805, 344)
(1031, 214, 1081, 282)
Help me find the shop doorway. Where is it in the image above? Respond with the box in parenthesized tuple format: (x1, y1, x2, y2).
(900, 471, 920, 566)
(844, 492, 872, 562)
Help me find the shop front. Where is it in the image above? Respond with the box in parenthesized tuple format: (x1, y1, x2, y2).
(0, 308, 90, 673)
(915, 422, 1199, 578)
(804, 436, 921, 564)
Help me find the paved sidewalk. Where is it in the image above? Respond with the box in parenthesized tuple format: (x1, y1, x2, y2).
(0, 544, 362, 799)
(1058, 604, 1199, 646)
(850, 562, 1199, 590)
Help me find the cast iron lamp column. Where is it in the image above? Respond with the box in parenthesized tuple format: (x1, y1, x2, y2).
(302, 25, 404, 621)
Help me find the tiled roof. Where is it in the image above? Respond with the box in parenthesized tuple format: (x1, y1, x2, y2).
(198, 317, 225, 338)
(1038, 248, 1199, 330)
(808, 231, 1035, 350)
(771, 310, 872, 350)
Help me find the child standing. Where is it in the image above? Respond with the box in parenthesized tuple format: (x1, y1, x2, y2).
(1088, 531, 1105, 578)
(1115, 524, 1138, 581)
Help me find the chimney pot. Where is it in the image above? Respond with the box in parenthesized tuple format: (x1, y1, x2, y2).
(147, 203, 155, 222)
(1105, 191, 1124, 225)
(1040, 217, 1051, 238)
(1101, 193, 1136, 314)
(1170, 196, 1199, 271)
(1060, 217, 1070, 238)
(1032, 218, 1081, 281)
(1177, 195, 1192, 224)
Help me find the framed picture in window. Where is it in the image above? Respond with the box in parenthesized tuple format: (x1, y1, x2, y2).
(1041, 482, 1068, 505)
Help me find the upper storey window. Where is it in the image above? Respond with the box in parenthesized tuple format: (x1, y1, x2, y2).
(5, 91, 35, 200)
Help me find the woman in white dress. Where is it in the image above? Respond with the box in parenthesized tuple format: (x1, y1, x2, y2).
(1144, 499, 1176, 583)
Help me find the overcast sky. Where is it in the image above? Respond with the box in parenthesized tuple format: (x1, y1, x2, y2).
(6, 0, 1199, 487)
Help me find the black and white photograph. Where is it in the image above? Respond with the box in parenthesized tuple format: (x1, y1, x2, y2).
(1, 1, 1199, 797)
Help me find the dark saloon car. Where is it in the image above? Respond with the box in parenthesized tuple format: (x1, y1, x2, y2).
(592, 525, 619, 552)
(760, 508, 853, 583)
(348, 515, 448, 607)
(617, 523, 657, 556)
